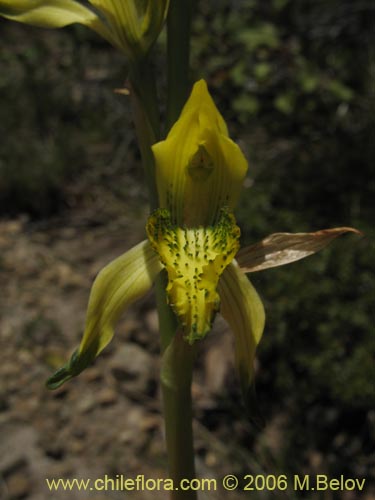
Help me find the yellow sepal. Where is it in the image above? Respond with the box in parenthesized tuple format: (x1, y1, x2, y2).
(218, 260, 265, 401)
(47, 240, 162, 389)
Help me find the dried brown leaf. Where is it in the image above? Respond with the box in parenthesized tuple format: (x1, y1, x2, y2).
(237, 227, 362, 273)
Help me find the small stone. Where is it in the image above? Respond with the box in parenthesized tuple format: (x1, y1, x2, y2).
(77, 394, 96, 414)
(97, 388, 118, 406)
(0, 390, 9, 412)
(70, 439, 85, 454)
(1, 362, 19, 378)
(81, 367, 103, 383)
(110, 342, 155, 395)
(60, 227, 77, 240)
(0, 428, 37, 472)
(45, 444, 65, 460)
(204, 331, 233, 394)
(205, 452, 218, 467)
(47, 462, 74, 478)
(118, 430, 134, 444)
(140, 414, 161, 432)
(6, 471, 32, 499)
(144, 309, 159, 334)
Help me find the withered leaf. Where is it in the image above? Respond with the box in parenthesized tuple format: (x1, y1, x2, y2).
(236, 227, 362, 273)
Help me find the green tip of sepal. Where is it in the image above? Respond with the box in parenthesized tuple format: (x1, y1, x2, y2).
(46, 348, 94, 390)
(46, 365, 75, 390)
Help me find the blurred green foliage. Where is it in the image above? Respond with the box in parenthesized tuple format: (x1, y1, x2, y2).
(1, 0, 374, 491)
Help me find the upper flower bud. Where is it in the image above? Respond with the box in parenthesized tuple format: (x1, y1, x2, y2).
(0, 0, 169, 61)
(152, 79, 248, 227)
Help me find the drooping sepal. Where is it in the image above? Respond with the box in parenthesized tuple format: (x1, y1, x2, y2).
(146, 208, 240, 342)
(218, 260, 265, 404)
(46, 240, 162, 389)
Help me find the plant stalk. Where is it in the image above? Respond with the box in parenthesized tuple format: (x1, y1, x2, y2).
(158, 2, 198, 498)
(166, 0, 196, 131)
(156, 272, 197, 500)
(130, 2, 198, 496)
(160, 329, 197, 500)
(129, 57, 160, 208)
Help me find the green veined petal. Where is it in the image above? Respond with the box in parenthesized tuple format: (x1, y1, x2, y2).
(88, 0, 140, 57)
(88, 0, 169, 59)
(218, 260, 265, 403)
(147, 208, 240, 343)
(141, 0, 170, 52)
(47, 240, 162, 389)
(152, 80, 248, 226)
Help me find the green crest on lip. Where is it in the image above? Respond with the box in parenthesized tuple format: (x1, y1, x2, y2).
(147, 207, 240, 343)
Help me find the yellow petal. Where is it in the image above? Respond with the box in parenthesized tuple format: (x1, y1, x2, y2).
(152, 80, 248, 226)
(237, 227, 362, 273)
(46, 240, 162, 389)
(147, 208, 240, 342)
(218, 260, 265, 401)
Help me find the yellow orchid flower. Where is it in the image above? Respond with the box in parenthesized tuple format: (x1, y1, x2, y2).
(47, 80, 360, 400)
(0, 0, 169, 60)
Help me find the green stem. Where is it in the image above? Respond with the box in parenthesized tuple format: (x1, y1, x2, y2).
(129, 3, 197, 496)
(166, 0, 196, 130)
(158, 3, 198, 499)
(156, 273, 197, 499)
(160, 329, 198, 500)
(129, 57, 160, 208)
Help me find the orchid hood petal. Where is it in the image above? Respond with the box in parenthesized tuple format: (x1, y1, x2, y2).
(152, 80, 248, 227)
